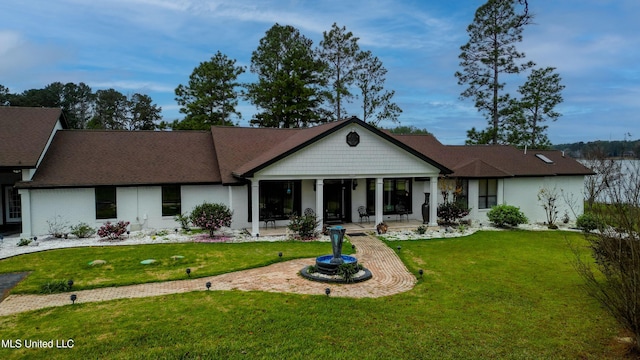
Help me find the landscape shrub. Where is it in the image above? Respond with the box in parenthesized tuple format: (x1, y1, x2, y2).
(415, 225, 427, 235)
(70, 222, 96, 238)
(174, 213, 191, 230)
(16, 238, 32, 246)
(487, 204, 528, 227)
(437, 202, 470, 225)
(40, 279, 72, 294)
(97, 221, 130, 240)
(575, 213, 603, 232)
(287, 213, 320, 240)
(47, 215, 69, 238)
(190, 202, 233, 237)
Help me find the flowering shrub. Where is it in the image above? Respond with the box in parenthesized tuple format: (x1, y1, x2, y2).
(437, 202, 470, 225)
(287, 214, 320, 240)
(190, 202, 233, 237)
(97, 221, 130, 240)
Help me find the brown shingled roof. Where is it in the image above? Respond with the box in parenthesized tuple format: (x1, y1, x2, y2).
(391, 134, 594, 177)
(19, 130, 220, 188)
(0, 107, 64, 168)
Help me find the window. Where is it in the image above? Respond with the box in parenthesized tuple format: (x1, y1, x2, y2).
(259, 181, 301, 220)
(96, 187, 117, 219)
(366, 178, 412, 214)
(478, 179, 497, 209)
(455, 179, 469, 209)
(162, 185, 181, 216)
(5, 186, 21, 221)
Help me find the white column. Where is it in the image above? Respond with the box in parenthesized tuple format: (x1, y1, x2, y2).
(375, 178, 383, 225)
(315, 179, 324, 232)
(251, 179, 260, 237)
(429, 176, 438, 227)
(18, 189, 32, 239)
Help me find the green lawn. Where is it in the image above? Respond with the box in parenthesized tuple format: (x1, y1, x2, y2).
(0, 231, 624, 359)
(0, 240, 352, 294)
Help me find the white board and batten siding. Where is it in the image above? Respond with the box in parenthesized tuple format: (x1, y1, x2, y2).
(256, 124, 441, 179)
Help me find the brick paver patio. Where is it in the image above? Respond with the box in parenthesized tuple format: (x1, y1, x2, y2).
(0, 234, 416, 316)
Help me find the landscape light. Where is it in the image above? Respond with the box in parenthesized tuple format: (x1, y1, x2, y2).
(419, 269, 424, 278)
(33, 236, 37, 241)
(186, 268, 191, 277)
(206, 281, 211, 290)
(352, 244, 355, 250)
(397, 246, 401, 251)
(325, 288, 331, 297)
(278, 252, 283, 259)
(175, 228, 178, 234)
(70, 294, 77, 304)
(67, 279, 74, 288)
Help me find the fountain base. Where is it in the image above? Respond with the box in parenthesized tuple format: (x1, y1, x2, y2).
(300, 254, 372, 283)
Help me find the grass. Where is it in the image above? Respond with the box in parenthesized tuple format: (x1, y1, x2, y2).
(0, 231, 626, 359)
(0, 240, 352, 294)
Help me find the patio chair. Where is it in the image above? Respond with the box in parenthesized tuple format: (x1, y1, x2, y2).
(357, 206, 370, 223)
(395, 204, 409, 222)
(262, 210, 276, 228)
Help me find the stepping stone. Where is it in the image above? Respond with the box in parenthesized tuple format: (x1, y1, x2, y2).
(140, 259, 156, 265)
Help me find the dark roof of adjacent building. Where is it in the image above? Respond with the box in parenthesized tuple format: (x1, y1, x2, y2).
(0, 107, 65, 169)
(19, 130, 220, 188)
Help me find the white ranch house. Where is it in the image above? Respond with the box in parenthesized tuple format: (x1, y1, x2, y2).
(0, 107, 593, 238)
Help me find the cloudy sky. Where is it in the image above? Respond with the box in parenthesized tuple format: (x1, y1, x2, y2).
(1, 0, 638, 145)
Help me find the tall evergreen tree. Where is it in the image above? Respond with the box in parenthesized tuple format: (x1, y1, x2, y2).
(318, 23, 361, 121)
(127, 93, 162, 130)
(504, 67, 564, 149)
(88, 89, 129, 129)
(355, 50, 402, 126)
(245, 23, 327, 128)
(174, 51, 245, 129)
(455, 0, 534, 144)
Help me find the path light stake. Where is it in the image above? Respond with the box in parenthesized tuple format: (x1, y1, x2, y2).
(186, 268, 191, 277)
(70, 294, 77, 304)
(397, 246, 401, 251)
(278, 252, 283, 260)
(352, 244, 355, 250)
(206, 281, 211, 290)
(325, 287, 331, 297)
(175, 228, 179, 234)
(419, 269, 424, 278)
(67, 279, 74, 288)
(33, 236, 37, 241)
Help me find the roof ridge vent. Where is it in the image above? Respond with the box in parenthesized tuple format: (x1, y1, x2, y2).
(535, 153, 554, 164)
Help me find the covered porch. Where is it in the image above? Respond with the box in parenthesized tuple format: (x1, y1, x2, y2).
(249, 176, 439, 237)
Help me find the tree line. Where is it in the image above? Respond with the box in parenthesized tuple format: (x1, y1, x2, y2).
(170, 22, 401, 130)
(0, 22, 401, 131)
(0, 83, 161, 130)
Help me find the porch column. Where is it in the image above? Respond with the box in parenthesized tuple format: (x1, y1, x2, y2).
(18, 189, 32, 239)
(315, 179, 324, 232)
(375, 177, 383, 225)
(251, 179, 260, 237)
(429, 176, 438, 227)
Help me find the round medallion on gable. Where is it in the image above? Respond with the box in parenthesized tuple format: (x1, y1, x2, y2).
(346, 131, 360, 147)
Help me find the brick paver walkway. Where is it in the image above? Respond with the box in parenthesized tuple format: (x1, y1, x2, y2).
(0, 235, 416, 316)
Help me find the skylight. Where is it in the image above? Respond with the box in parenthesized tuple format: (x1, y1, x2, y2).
(535, 153, 554, 164)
